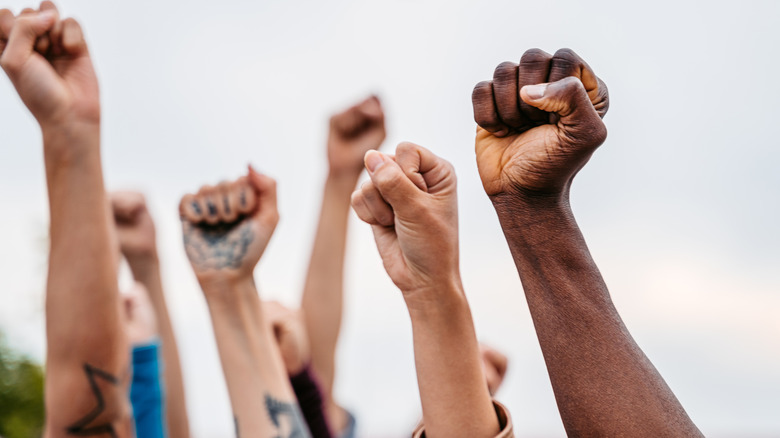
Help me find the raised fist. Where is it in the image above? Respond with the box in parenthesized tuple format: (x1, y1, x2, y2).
(327, 95, 386, 176)
(472, 48, 609, 198)
(122, 282, 158, 346)
(0, 2, 99, 127)
(263, 301, 310, 376)
(179, 167, 279, 283)
(480, 344, 508, 396)
(111, 191, 157, 262)
(351, 142, 460, 298)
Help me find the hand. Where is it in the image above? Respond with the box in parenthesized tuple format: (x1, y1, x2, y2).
(263, 301, 310, 376)
(110, 191, 157, 263)
(122, 282, 158, 346)
(0, 2, 100, 128)
(328, 95, 386, 176)
(179, 166, 279, 284)
(480, 344, 508, 396)
(472, 49, 609, 199)
(351, 143, 460, 299)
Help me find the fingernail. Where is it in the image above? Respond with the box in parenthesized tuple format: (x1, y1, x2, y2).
(365, 150, 385, 173)
(524, 84, 547, 99)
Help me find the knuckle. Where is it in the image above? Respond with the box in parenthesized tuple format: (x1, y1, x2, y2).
(493, 61, 517, 80)
(520, 48, 552, 63)
(472, 80, 492, 98)
(553, 47, 580, 61)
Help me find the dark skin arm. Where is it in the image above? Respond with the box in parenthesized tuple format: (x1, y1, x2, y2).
(472, 48, 702, 437)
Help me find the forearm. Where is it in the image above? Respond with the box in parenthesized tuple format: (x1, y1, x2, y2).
(128, 254, 190, 438)
(493, 194, 701, 436)
(301, 171, 356, 392)
(204, 277, 309, 437)
(42, 123, 132, 434)
(406, 284, 499, 438)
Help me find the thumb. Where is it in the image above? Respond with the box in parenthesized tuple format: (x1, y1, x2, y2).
(364, 150, 422, 213)
(247, 165, 280, 227)
(0, 10, 57, 74)
(520, 76, 607, 148)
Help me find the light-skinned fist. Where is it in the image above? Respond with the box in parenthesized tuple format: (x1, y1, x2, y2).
(263, 301, 310, 376)
(351, 142, 460, 301)
(179, 166, 279, 284)
(480, 344, 509, 396)
(328, 95, 386, 177)
(472, 48, 609, 200)
(111, 191, 157, 263)
(0, 2, 99, 129)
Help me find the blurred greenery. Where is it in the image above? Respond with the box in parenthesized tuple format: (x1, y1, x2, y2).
(0, 334, 44, 438)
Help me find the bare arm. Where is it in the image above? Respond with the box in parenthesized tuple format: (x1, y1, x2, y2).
(352, 145, 500, 438)
(0, 3, 133, 435)
(180, 169, 311, 437)
(472, 48, 701, 436)
(111, 192, 190, 437)
(300, 96, 385, 429)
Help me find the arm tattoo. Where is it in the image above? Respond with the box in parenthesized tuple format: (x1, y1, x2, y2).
(265, 394, 311, 438)
(65, 364, 119, 437)
(234, 416, 240, 438)
(183, 221, 254, 270)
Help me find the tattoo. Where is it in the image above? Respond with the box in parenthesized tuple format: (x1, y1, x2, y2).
(265, 394, 310, 438)
(183, 220, 254, 270)
(239, 190, 247, 207)
(207, 200, 218, 216)
(65, 364, 119, 437)
(234, 416, 240, 438)
(224, 196, 232, 214)
(192, 201, 202, 215)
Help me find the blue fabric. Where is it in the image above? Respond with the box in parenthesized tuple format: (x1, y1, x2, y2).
(130, 340, 166, 438)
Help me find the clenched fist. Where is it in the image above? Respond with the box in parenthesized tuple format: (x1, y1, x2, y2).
(179, 167, 279, 284)
(111, 191, 157, 263)
(0, 2, 99, 128)
(351, 143, 460, 299)
(264, 302, 310, 376)
(328, 95, 386, 176)
(472, 48, 609, 199)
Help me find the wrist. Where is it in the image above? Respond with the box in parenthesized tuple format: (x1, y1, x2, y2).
(126, 251, 161, 280)
(325, 169, 361, 190)
(200, 274, 257, 305)
(41, 119, 101, 166)
(403, 275, 467, 316)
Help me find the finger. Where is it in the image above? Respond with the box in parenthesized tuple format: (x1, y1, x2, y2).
(359, 181, 394, 227)
(547, 48, 609, 118)
(481, 346, 509, 378)
(350, 189, 383, 226)
(179, 193, 204, 222)
(520, 76, 607, 150)
(491, 61, 524, 127)
(331, 96, 380, 137)
(110, 191, 146, 221)
(20, 8, 36, 15)
(0, 10, 56, 75)
(235, 177, 257, 215)
(221, 182, 240, 223)
(517, 48, 553, 125)
(60, 17, 86, 56)
(357, 95, 384, 122)
(196, 186, 220, 225)
(472, 80, 509, 137)
(364, 150, 423, 213)
(34, 1, 58, 54)
(0, 10, 13, 55)
(214, 181, 234, 222)
(394, 142, 456, 195)
(247, 165, 279, 228)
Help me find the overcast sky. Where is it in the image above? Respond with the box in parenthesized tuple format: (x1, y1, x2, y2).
(1, 0, 778, 436)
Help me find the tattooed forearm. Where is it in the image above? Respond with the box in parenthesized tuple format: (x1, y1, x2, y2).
(265, 394, 311, 438)
(183, 221, 254, 270)
(65, 364, 120, 437)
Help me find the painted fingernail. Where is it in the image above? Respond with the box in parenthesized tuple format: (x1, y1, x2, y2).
(365, 150, 385, 173)
(524, 84, 547, 99)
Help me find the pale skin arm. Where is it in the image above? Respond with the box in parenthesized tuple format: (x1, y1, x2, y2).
(472, 48, 702, 436)
(111, 192, 190, 437)
(180, 169, 311, 437)
(300, 95, 385, 429)
(0, 3, 133, 435)
(351, 144, 499, 438)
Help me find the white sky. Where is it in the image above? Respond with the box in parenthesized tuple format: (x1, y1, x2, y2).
(1, 0, 779, 436)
